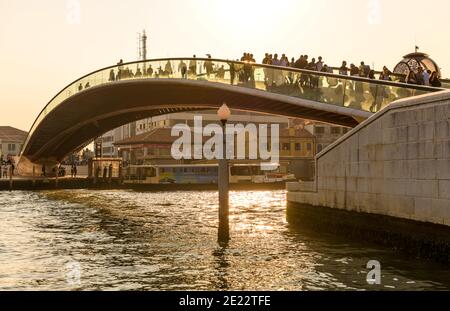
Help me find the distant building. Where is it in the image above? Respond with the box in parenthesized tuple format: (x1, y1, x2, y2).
(119, 110, 290, 164)
(63, 148, 95, 165)
(294, 120, 350, 153)
(116, 112, 317, 180)
(99, 123, 136, 158)
(114, 128, 183, 166)
(279, 127, 316, 180)
(0, 126, 28, 161)
(135, 110, 290, 135)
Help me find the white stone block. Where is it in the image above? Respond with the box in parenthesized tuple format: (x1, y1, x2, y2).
(435, 120, 449, 140)
(407, 125, 419, 142)
(430, 198, 449, 225)
(418, 122, 435, 141)
(436, 159, 450, 180)
(395, 126, 408, 143)
(417, 159, 437, 180)
(414, 198, 432, 222)
(356, 178, 369, 193)
(438, 180, 450, 200)
(423, 107, 436, 122)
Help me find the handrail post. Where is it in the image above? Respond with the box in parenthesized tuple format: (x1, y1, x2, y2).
(55, 165, 58, 189)
(32, 165, 36, 188)
(374, 84, 380, 113)
(342, 79, 347, 107)
(9, 165, 13, 192)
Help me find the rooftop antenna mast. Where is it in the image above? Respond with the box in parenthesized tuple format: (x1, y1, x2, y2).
(142, 30, 148, 61)
(414, 33, 419, 53)
(137, 29, 148, 72)
(137, 32, 141, 61)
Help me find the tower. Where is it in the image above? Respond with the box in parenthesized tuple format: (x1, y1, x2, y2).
(142, 30, 147, 61)
(137, 30, 148, 61)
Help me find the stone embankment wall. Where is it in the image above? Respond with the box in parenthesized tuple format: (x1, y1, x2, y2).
(288, 91, 450, 226)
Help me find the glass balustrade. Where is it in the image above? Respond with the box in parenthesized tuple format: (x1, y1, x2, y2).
(22, 58, 444, 155)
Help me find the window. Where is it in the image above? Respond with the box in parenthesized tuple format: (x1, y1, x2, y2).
(102, 147, 113, 154)
(307, 143, 312, 151)
(317, 144, 323, 153)
(159, 148, 171, 156)
(231, 166, 252, 176)
(315, 127, 325, 135)
(331, 127, 341, 134)
(295, 143, 301, 151)
(343, 128, 350, 134)
(282, 143, 291, 151)
(8, 144, 16, 151)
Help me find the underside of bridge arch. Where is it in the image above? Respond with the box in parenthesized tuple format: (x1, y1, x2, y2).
(22, 79, 367, 163)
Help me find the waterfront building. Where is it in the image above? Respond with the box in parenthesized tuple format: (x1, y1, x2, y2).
(303, 122, 350, 153)
(0, 126, 27, 162)
(279, 127, 316, 180)
(99, 123, 136, 158)
(116, 112, 317, 180)
(117, 110, 289, 163)
(135, 110, 290, 135)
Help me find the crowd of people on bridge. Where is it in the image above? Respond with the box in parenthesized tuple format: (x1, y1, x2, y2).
(75, 52, 442, 94)
(405, 67, 442, 87)
(260, 52, 442, 87)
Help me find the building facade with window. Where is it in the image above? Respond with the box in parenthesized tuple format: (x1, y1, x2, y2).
(98, 122, 136, 158)
(116, 113, 317, 180)
(279, 127, 316, 180)
(303, 122, 351, 154)
(0, 126, 28, 162)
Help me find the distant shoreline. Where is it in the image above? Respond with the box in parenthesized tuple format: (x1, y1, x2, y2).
(0, 178, 287, 192)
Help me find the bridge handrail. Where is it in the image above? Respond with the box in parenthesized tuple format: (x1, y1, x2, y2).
(21, 57, 445, 157)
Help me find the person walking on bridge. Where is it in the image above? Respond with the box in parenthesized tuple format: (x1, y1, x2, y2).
(415, 67, 426, 86)
(164, 61, 173, 77)
(429, 71, 442, 87)
(359, 62, 370, 78)
(204, 55, 214, 78)
(227, 60, 238, 85)
(109, 69, 116, 82)
(379, 66, 392, 81)
(178, 60, 187, 78)
(189, 55, 197, 77)
(146, 65, 154, 77)
(339, 61, 349, 76)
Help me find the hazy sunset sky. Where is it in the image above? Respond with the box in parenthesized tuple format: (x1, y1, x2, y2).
(1, 0, 450, 131)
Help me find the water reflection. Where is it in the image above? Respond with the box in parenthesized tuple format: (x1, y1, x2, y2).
(0, 190, 449, 291)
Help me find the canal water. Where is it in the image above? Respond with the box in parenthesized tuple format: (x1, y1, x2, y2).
(0, 190, 449, 291)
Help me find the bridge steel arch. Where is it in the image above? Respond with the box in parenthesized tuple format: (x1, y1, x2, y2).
(19, 58, 443, 166)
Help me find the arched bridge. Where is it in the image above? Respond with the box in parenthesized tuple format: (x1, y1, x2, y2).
(20, 57, 443, 164)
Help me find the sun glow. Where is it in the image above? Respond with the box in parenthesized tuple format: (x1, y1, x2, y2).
(198, 0, 303, 36)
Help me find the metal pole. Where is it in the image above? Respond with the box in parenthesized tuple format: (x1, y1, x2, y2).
(218, 120, 230, 243)
(55, 165, 59, 189)
(32, 165, 36, 188)
(9, 165, 13, 192)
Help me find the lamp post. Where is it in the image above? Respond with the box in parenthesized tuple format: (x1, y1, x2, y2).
(217, 103, 231, 244)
